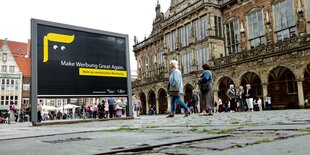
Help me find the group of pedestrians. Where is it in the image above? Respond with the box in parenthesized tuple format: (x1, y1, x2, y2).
(225, 84, 267, 112)
(165, 59, 274, 118)
(166, 60, 214, 117)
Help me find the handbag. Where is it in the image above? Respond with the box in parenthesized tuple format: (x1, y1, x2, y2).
(199, 81, 209, 94)
(169, 85, 179, 96)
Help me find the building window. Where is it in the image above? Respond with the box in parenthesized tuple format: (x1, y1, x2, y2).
(194, 15, 209, 42)
(9, 66, 15, 72)
(23, 98, 29, 105)
(179, 24, 191, 47)
(142, 58, 146, 78)
(247, 9, 265, 49)
(306, 0, 310, 32)
(2, 53, 7, 62)
(214, 16, 222, 37)
(157, 50, 164, 73)
(23, 84, 30, 91)
(166, 30, 177, 51)
(1, 65, 7, 72)
(225, 19, 240, 54)
(181, 52, 192, 74)
(195, 47, 209, 70)
(286, 72, 297, 94)
(273, 0, 295, 42)
(149, 53, 155, 77)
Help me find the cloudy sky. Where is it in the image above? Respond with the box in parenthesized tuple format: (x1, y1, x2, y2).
(0, 0, 170, 75)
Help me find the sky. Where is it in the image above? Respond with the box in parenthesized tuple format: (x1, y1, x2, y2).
(0, 0, 170, 75)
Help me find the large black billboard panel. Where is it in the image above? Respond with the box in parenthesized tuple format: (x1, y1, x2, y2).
(31, 19, 131, 97)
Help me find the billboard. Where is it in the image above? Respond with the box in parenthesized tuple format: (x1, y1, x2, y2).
(31, 19, 132, 123)
(31, 19, 131, 97)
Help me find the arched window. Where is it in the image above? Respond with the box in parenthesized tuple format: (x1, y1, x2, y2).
(273, 0, 295, 42)
(247, 9, 265, 49)
(225, 18, 240, 54)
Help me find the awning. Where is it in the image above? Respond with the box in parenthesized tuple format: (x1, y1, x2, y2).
(0, 105, 9, 111)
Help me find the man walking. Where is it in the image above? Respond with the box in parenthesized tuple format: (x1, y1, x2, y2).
(107, 97, 115, 118)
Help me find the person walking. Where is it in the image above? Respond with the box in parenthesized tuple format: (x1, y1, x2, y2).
(238, 86, 246, 112)
(133, 96, 142, 117)
(198, 64, 214, 116)
(191, 90, 200, 114)
(107, 97, 115, 118)
(245, 84, 254, 112)
(266, 94, 272, 110)
(226, 84, 237, 112)
(166, 60, 190, 118)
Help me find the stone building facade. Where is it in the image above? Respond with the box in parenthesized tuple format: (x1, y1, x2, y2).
(133, 0, 310, 114)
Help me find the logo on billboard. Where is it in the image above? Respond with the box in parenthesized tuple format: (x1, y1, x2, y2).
(43, 33, 75, 62)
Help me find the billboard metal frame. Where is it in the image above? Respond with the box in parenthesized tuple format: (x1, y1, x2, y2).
(31, 19, 132, 123)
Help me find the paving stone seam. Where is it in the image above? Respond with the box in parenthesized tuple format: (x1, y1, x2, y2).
(0, 130, 99, 142)
(94, 135, 232, 155)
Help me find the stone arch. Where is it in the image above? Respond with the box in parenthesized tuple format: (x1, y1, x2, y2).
(218, 76, 235, 105)
(158, 88, 168, 114)
(148, 90, 156, 114)
(138, 92, 147, 115)
(244, 7, 264, 16)
(240, 72, 263, 98)
(303, 64, 310, 100)
(184, 84, 194, 105)
(268, 66, 298, 109)
(223, 16, 238, 24)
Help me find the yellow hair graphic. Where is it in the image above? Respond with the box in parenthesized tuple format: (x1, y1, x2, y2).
(43, 33, 75, 62)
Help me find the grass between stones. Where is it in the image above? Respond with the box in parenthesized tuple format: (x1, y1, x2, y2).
(297, 128, 310, 132)
(97, 127, 142, 132)
(201, 128, 236, 134)
(254, 138, 273, 144)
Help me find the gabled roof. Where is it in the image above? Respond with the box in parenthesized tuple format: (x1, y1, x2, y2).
(0, 39, 28, 56)
(0, 39, 31, 78)
(14, 56, 31, 78)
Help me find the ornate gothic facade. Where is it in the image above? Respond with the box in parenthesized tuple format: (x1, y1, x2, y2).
(133, 0, 310, 114)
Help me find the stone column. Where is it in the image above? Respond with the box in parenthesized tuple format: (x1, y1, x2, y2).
(156, 97, 159, 114)
(262, 84, 268, 108)
(146, 97, 149, 115)
(297, 81, 305, 108)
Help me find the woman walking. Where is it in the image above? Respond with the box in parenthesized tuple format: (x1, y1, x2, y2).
(238, 86, 246, 112)
(166, 60, 190, 117)
(198, 64, 214, 116)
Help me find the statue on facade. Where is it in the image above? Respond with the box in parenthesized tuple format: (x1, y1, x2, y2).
(134, 36, 138, 44)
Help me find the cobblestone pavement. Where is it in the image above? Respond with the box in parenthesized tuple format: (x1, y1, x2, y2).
(0, 110, 310, 155)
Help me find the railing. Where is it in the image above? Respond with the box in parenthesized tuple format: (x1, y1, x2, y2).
(213, 34, 310, 68)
